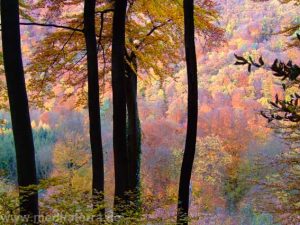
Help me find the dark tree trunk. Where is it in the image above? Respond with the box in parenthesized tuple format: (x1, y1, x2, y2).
(83, 0, 105, 220)
(177, 0, 198, 224)
(111, 0, 129, 216)
(1, 0, 39, 222)
(125, 54, 141, 211)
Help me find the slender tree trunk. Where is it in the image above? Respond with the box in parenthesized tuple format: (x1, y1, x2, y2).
(125, 54, 141, 211)
(1, 0, 39, 223)
(177, 0, 198, 224)
(111, 0, 129, 217)
(83, 0, 105, 220)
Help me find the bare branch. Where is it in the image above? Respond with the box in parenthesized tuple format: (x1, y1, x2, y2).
(19, 22, 83, 32)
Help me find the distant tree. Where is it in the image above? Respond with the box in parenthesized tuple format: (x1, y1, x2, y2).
(83, 0, 105, 219)
(253, 138, 300, 224)
(33, 128, 56, 180)
(0, 131, 17, 180)
(222, 159, 251, 215)
(253, 0, 300, 48)
(52, 132, 91, 189)
(177, 0, 198, 224)
(1, 0, 39, 222)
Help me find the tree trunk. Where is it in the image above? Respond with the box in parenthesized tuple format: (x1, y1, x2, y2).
(111, 0, 129, 217)
(1, 0, 39, 223)
(83, 0, 105, 220)
(177, 0, 198, 224)
(125, 54, 141, 211)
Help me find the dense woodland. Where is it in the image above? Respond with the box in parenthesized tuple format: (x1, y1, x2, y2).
(0, 0, 299, 224)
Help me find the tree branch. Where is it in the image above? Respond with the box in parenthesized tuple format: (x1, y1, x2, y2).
(95, 8, 114, 14)
(19, 22, 83, 32)
(135, 19, 172, 50)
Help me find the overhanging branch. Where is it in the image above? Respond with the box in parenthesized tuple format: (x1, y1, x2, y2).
(19, 22, 83, 32)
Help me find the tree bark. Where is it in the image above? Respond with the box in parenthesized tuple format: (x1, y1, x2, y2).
(83, 0, 105, 220)
(125, 54, 141, 211)
(111, 0, 129, 217)
(177, 0, 198, 224)
(1, 0, 39, 223)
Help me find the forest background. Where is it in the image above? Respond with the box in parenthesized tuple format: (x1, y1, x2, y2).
(0, 0, 299, 224)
